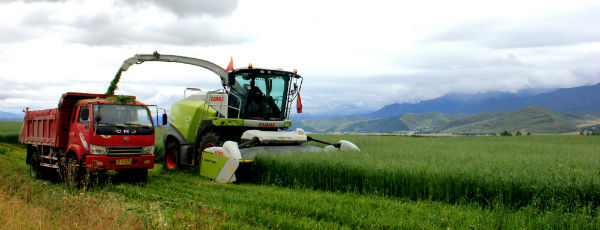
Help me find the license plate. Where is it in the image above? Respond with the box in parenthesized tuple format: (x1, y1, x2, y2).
(115, 159, 132, 165)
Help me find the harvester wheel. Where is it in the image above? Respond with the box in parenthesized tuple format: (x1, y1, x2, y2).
(164, 140, 180, 170)
(195, 132, 224, 167)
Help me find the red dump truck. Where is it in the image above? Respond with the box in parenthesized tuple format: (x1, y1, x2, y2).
(20, 92, 158, 185)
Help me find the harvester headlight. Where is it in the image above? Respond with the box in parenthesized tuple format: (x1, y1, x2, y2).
(89, 144, 108, 155)
(142, 146, 155, 155)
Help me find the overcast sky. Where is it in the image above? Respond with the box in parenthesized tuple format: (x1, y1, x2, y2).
(1, 0, 599, 115)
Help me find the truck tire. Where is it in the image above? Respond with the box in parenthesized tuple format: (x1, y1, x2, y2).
(29, 150, 42, 179)
(195, 131, 224, 167)
(62, 155, 83, 188)
(163, 140, 180, 170)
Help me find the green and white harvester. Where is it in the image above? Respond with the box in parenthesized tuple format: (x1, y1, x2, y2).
(115, 53, 359, 183)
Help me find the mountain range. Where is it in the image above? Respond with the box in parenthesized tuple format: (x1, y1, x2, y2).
(369, 83, 600, 117)
(294, 106, 600, 134)
(0, 111, 23, 121)
(293, 83, 600, 134)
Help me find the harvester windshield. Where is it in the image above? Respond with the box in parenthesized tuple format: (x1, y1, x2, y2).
(229, 69, 298, 120)
(93, 104, 154, 135)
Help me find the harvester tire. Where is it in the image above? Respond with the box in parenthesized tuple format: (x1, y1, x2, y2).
(195, 132, 224, 167)
(164, 140, 180, 170)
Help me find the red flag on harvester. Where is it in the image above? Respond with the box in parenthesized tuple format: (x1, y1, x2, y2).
(296, 91, 303, 113)
(225, 57, 234, 72)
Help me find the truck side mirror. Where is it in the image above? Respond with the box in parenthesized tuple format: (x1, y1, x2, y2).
(162, 114, 168, 126)
(94, 115, 102, 123)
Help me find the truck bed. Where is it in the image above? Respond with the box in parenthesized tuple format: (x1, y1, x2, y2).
(20, 108, 59, 146)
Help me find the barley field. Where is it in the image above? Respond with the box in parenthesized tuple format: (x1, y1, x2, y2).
(250, 135, 600, 211)
(1, 120, 600, 229)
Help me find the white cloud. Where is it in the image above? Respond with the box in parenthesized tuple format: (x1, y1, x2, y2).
(0, 0, 599, 116)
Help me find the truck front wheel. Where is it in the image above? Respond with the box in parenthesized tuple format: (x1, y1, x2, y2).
(62, 155, 83, 188)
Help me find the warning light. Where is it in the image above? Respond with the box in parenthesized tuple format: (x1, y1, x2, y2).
(293, 68, 298, 73)
(248, 63, 253, 69)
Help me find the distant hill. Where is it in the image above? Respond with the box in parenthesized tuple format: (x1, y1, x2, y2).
(295, 106, 600, 134)
(369, 83, 600, 117)
(443, 106, 577, 134)
(339, 116, 410, 133)
(291, 115, 365, 132)
(0, 111, 23, 121)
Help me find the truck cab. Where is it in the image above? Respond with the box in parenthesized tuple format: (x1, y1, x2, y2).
(69, 97, 155, 172)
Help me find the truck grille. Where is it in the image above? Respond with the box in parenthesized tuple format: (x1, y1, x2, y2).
(108, 146, 143, 155)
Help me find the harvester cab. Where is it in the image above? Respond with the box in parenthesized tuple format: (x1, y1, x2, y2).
(114, 53, 359, 183)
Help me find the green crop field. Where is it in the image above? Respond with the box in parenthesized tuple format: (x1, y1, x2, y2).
(0, 121, 22, 143)
(0, 135, 599, 229)
(0, 121, 22, 135)
(250, 135, 600, 211)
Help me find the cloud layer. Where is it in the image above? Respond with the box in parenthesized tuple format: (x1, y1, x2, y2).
(1, 0, 599, 116)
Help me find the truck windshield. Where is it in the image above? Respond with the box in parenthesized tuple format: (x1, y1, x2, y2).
(230, 72, 289, 120)
(93, 104, 153, 135)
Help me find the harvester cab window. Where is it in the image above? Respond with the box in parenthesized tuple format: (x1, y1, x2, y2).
(230, 72, 288, 120)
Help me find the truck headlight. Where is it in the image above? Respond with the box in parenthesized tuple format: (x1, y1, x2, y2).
(142, 146, 154, 155)
(90, 144, 108, 155)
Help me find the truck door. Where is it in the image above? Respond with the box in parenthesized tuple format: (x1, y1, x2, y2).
(72, 105, 91, 154)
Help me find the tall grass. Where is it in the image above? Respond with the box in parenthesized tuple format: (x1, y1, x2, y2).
(153, 126, 167, 161)
(248, 135, 600, 210)
(0, 144, 142, 229)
